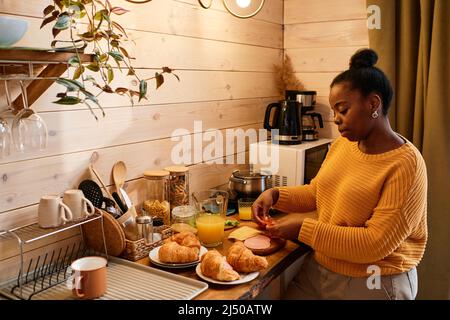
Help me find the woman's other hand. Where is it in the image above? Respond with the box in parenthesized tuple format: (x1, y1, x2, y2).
(266, 214, 305, 241)
(251, 188, 279, 227)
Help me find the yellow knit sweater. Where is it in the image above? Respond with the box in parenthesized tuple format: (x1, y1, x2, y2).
(273, 136, 428, 277)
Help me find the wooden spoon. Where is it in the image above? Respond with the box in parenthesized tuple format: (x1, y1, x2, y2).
(112, 161, 127, 192)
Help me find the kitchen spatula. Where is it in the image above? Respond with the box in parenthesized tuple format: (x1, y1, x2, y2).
(78, 179, 105, 208)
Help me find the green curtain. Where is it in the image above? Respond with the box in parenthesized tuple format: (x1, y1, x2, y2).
(367, 0, 450, 299)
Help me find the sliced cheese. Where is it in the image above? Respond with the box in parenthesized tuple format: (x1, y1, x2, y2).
(228, 226, 262, 241)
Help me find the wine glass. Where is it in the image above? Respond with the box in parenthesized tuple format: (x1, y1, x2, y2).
(11, 80, 48, 152)
(0, 80, 13, 158)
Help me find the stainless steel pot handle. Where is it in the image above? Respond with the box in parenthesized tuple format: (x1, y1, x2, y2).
(229, 176, 247, 184)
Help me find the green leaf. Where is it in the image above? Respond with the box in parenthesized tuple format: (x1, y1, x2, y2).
(54, 14, 71, 30)
(107, 51, 123, 61)
(94, 10, 106, 20)
(43, 5, 55, 16)
(73, 65, 85, 80)
(68, 55, 80, 67)
(77, 31, 95, 41)
(139, 80, 147, 102)
(155, 72, 164, 89)
(99, 53, 108, 63)
(107, 65, 114, 83)
(102, 10, 111, 23)
(110, 40, 119, 48)
(112, 21, 127, 37)
(83, 75, 96, 82)
(53, 96, 82, 105)
(119, 46, 132, 59)
(86, 63, 100, 72)
(56, 78, 84, 91)
(40, 15, 57, 29)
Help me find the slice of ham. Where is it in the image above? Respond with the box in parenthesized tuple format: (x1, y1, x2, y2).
(244, 234, 271, 250)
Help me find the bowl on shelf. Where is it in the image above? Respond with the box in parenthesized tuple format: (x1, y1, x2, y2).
(0, 16, 29, 47)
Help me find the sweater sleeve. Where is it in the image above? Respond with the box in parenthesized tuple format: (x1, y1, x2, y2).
(272, 178, 317, 213)
(298, 155, 427, 264)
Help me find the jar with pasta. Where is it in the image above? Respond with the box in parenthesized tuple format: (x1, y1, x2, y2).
(164, 166, 189, 213)
(143, 170, 171, 225)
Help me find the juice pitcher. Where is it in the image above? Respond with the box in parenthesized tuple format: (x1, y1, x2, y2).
(192, 190, 228, 247)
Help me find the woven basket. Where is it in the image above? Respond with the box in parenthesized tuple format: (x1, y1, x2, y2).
(83, 209, 173, 262)
(120, 226, 173, 261)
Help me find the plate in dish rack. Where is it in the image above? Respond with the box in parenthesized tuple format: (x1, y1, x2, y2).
(195, 263, 259, 285)
(149, 245, 208, 268)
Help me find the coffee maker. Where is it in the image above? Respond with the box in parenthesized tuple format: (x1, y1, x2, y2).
(285, 90, 324, 141)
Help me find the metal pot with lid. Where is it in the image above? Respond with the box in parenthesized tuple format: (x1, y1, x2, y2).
(228, 169, 272, 199)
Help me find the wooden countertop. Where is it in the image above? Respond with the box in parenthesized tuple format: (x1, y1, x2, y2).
(135, 215, 310, 300)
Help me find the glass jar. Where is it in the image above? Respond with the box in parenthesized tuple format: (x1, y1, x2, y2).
(143, 170, 170, 225)
(152, 217, 164, 242)
(164, 166, 189, 211)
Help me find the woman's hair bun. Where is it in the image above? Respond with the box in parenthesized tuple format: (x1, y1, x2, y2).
(349, 48, 378, 69)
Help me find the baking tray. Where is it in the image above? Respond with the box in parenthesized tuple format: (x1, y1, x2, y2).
(0, 257, 208, 300)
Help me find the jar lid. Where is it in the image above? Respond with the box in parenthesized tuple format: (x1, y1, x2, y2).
(152, 217, 164, 226)
(136, 215, 152, 224)
(172, 205, 196, 218)
(143, 170, 170, 178)
(164, 166, 189, 173)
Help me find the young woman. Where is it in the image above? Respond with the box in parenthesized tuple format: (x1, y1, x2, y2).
(252, 49, 428, 300)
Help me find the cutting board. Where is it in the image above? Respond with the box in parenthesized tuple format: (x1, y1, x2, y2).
(248, 237, 286, 256)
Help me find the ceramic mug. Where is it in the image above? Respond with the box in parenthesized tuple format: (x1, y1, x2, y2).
(63, 189, 95, 221)
(71, 256, 107, 299)
(38, 195, 73, 228)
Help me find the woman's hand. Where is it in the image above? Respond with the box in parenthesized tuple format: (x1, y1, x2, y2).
(266, 214, 305, 241)
(251, 188, 279, 227)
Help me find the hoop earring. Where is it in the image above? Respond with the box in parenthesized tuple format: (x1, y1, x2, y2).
(372, 110, 379, 119)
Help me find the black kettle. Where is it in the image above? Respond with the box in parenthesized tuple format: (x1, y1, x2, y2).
(264, 99, 302, 145)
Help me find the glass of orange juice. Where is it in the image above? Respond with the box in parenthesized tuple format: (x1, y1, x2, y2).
(192, 190, 228, 247)
(238, 198, 255, 221)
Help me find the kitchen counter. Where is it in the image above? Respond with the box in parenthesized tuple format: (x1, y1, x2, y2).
(135, 214, 310, 300)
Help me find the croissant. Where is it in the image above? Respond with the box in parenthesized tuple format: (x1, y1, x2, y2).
(169, 231, 201, 249)
(200, 250, 240, 282)
(158, 241, 200, 263)
(158, 231, 201, 263)
(226, 241, 268, 273)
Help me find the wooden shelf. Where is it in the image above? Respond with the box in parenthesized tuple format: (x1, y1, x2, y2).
(0, 48, 93, 111)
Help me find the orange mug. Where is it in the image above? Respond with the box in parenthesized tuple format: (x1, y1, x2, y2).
(71, 256, 107, 299)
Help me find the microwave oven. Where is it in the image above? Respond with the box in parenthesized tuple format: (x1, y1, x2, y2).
(249, 138, 333, 187)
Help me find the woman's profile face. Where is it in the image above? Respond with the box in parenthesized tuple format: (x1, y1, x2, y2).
(329, 82, 374, 141)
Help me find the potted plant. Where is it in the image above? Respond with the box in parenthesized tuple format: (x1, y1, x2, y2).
(41, 0, 179, 120)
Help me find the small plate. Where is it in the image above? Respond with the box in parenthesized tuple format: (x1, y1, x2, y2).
(149, 246, 208, 268)
(195, 263, 259, 285)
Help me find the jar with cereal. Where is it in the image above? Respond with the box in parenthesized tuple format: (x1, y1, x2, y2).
(164, 166, 189, 213)
(143, 170, 171, 225)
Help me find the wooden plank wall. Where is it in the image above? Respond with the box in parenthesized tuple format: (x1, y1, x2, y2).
(284, 0, 369, 138)
(0, 0, 283, 280)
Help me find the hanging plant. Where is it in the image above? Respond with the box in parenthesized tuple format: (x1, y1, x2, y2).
(41, 0, 179, 120)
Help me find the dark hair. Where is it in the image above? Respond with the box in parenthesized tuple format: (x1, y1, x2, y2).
(331, 48, 393, 116)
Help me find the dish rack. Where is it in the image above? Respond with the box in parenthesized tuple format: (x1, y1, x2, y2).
(0, 211, 208, 300)
(0, 212, 107, 300)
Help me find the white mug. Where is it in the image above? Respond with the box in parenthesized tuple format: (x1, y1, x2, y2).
(63, 189, 95, 221)
(38, 195, 73, 228)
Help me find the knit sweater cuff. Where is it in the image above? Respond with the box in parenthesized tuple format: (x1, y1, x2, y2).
(273, 187, 291, 212)
(298, 218, 317, 246)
